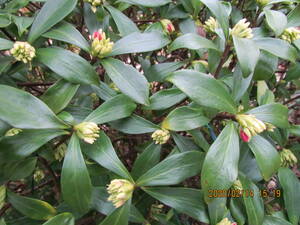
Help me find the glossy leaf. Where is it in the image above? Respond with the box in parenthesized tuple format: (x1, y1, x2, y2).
(263, 216, 292, 225)
(169, 33, 218, 51)
(42, 22, 90, 52)
(28, 0, 78, 43)
(82, 131, 133, 181)
(37, 48, 100, 86)
(247, 103, 289, 128)
(118, 0, 171, 7)
(61, 134, 92, 214)
(287, 4, 300, 27)
(136, 151, 204, 186)
(101, 58, 149, 105)
(3, 157, 37, 180)
(233, 36, 260, 78)
(131, 142, 161, 179)
(0, 85, 68, 129)
(253, 50, 278, 80)
(106, 6, 139, 37)
(84, 94, 136, 124)
(41, 79, 79, 114)
(13, 16, 34, 36)
(264, 9, 287, 36)
(143, 187, 209, 223)
(42, 213, 75, 225)
(162, 106, 210, 131)
(201, 123, 239, 202)
(0, 38, 13, 50)
(278, 168, 300, 225)
(248, 135, 281, 181)
(99, 200, 131, 225)
(239, 174, 264, 225)
(108, 32, 170, 56)
(167, 70, 237, 114)
(0, 129, 68, 163)
(7, 191, 57, 220)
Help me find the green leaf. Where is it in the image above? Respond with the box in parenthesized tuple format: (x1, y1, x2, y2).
(239, 174, 264, 225)
(257, 81, 275, 105)
(246, 103, 289, 128)
(0, 85, 68, 129)
(167, 70, 237, 114)
(108, 32, 170, 56)
(255, 38, 297, 63)
(145, 62, 185, 82)
(3, 157, 37, 180)
(144, 88, 186, 110)
(200, 0, 230, 38)
(253, 51, 278, 80)
(101, 58, 149, 105)
(230, 198, 246, 225)
(36, 48, 100, 86)
(248, 135, 281, 181)
(136, 151, 204, 186)
(7, 191, 57, 220)
(207, 198, 228, 225)
(28, 0, 78, 43)
(131, 142, 161, 179)
(172, 132, 201, 152)
(263, 216, 292, 225)
(118, 0, 171, 7)
(109, 115, 159, 134)
(13, 16, 34, 36)
(106, 6, 139, 37)
(0, 14, 11, 28)
(82, 131, 133, 181)
(41, 80, 79, 114)
(278, 168, 300, 225)
(162, 106, 210, 131)
(99, 200, 131, 225)
(233, 36, 260, 78)
(0, 38, 13, 50)
(201, 123, 239, 202)
(42, 22, 90, 52)
(264, 9, 287, 36)
(169, 33, 219, 51)
(0, 129, 68, 163)
(42, 213, 75, 225)
(287, 4, 300, 27)
(61, 134, 92, 214)
(84, 94, 136, 124)
(143, 187, 209, 223)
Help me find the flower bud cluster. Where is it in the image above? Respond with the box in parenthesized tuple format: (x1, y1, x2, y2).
(74, 122, 100, 144)
(230, 19, 253, 39)
(280, 27, 300, 43)
(5, 128, 22, 137)
(10, 42, 35, 63)
(160, 19, 175, 34)
(151, 129, 170, 145)
(91, 29, 114, 58)
(33, 169, 45, 182)
(256, 0, 269, 6)
(204, 17, 218, 33)
(54, 143, 67, 162)
(236, 114, 272, 142)
(84, 0, 105, 13)
(280, 149, 298, 167)
(217, 218, 237, 225)
(107, 179, 134, 208)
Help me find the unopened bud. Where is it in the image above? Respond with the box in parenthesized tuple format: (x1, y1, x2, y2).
(280, 149, 298, 168)
(240, 128, 251, 142)
(91, 29, 114, 58)
(151, 129, 170, 145)
(109, 83, 120, 92)
(54, 143, 67, 161)
(5, 128, 22, 137)
(256, 0, 269, 6)
(203, 17, 218, 33)
(0, 185, 6, 209)
(280, 27, 300, 43)
(10, 42, 35, 64)
(216, 218, 236, 225)
(33, 169, 45, 182)
(160, 19, 175, 34)
(84, 0, 105, 13)
(107, 179, 134, 208)
(232, 179, 243, 191)
(231, 19, 253, 39)
(74, 122, 100, 144)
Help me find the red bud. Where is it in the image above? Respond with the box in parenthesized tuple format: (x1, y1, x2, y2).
(240, 129, 250, 142)
(167, 23, 174, 33)
(93, 31, 102, 40)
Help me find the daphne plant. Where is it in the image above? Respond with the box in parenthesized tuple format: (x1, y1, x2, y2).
(10, 42, 35, 64)
(151, 129, 170, 145)
(73, 122, 100, 144)
(203, 17, 218, 33)
(107, 179, 134, 208)
(230, 18, 253, 39)
(160, 19, 175, 34)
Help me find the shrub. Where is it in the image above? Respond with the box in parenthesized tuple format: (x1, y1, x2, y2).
(0, 0, 300, 224)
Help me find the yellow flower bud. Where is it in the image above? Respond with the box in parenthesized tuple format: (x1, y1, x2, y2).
(280, 27, 300, 43)
(160, 19, 175, 34)
(216, 218, 235, 225)
(91, 29, 114, 58)
(231, 19, 253, 39)
(151, 129, 170, 145)
(0, 185, 6, 209)
(84, 0, 105, 12)
(5, 128, 22, 137)
(107, 179, 134, 208)
(74, 122, 100, 144)
(54, 143, 67, 161)
(280, 149, 298, 168)
(109, 83, 120, 92)
(203, 17, 218, 33)
(232, 179, 243, 191)
(33, 169, 45, 182)
(10, 42, 35, 64)
(256, 0, 269, 6)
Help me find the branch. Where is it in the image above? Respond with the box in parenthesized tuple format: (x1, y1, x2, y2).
(214, 44, 231, 78)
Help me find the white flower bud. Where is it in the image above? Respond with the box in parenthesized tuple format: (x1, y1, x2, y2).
(231, 19, 253, 39)
(280, 27, 300, 43)
(107, 179, 134, 208)
(74, 122, 100, 144)
(91, 29, 114, 58)
(10, 42, 35, 64)
(5, 128, 22, 137)
(203, 17, 218, 33)
(151, 129, 170, 145)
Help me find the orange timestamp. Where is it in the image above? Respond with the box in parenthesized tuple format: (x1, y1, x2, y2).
(208, 189, 281, 198)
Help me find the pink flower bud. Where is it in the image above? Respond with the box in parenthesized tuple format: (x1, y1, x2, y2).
(167, 23, 174, 33)
(240, 129, 250, 142)
(232, 223, 237, 225)
(93, 31, 103, 40)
